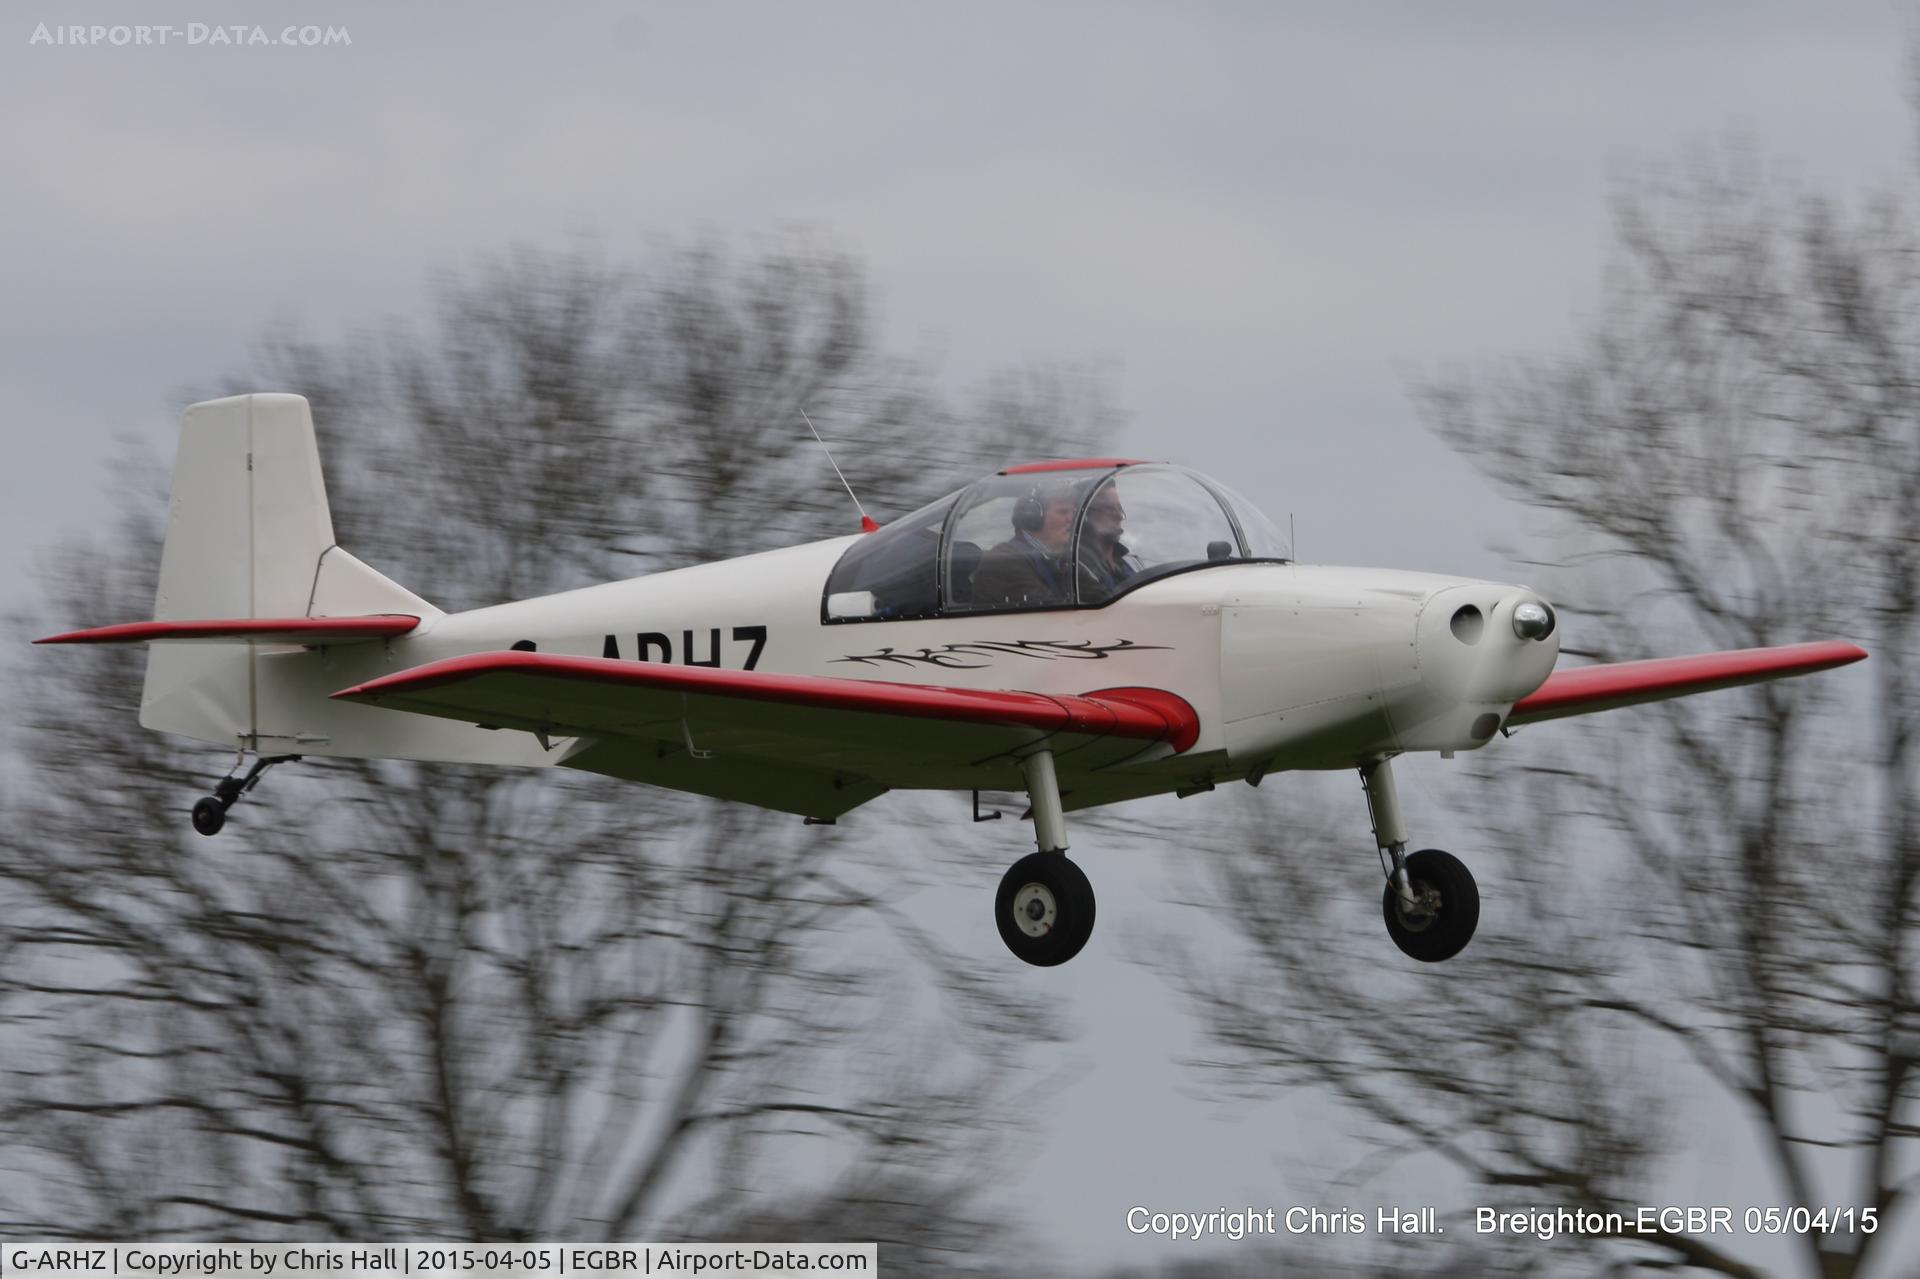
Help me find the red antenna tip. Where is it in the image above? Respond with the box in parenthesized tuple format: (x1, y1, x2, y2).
(860, 515, 880, 533)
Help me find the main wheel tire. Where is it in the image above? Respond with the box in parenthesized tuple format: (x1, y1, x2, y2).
(191, 796, 227, 837)
(996, 851, 1096, 967)
(1382, 848, 1478, 962)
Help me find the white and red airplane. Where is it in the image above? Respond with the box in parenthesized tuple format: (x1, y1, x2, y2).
(41, 394, 1867, 966)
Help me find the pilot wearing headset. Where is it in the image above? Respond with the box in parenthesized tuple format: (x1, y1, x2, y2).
(970, 485, 1077, 608)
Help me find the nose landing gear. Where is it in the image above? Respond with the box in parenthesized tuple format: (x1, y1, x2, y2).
(1359, 757, 1479, 962)
(190, 754, 299, 836)
(1379, 847, 1479, 963)
(994, 750, 1097, 966)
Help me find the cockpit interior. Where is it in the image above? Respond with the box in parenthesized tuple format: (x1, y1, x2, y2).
(823, 460, 1291, 622)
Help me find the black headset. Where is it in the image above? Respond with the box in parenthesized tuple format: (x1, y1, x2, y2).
(1012, 489, 1046, 532)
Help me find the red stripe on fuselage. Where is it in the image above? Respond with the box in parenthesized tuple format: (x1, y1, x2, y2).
(998, 458, 1148, 475)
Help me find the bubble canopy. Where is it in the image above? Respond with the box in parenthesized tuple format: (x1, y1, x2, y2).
(823, 461, 1291, 622)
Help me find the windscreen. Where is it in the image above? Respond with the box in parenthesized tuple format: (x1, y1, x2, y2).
(822, 464, 1289, 622)
(821, 491, 961, 620)
(1073, 469, 1242, 602)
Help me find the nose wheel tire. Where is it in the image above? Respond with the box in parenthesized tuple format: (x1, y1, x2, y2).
(996, 851, 1096, 967)
(1382, 848, 1478, 963)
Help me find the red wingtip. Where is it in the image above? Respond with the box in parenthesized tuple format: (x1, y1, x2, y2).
(860, 515, 880, 533)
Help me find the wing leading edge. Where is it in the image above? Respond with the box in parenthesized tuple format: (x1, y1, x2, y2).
(331, 651, 1199, 818)
(35, 615, 421, 645)
(1506, 640, 1867, 728)
(335, 651, 1197, 747)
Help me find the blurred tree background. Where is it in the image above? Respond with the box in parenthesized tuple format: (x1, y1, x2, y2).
(0, 234, 1114, 1272)
(1171, 142, 1918, 1277)
(5, 123, 1918, 1279)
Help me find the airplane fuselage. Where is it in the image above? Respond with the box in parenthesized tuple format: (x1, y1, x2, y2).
(245, 534, 1560, 810)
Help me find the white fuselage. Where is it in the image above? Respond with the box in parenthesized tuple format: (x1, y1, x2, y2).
(247, 535, 1561, 805)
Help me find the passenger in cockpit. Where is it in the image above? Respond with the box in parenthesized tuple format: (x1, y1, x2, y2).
(971, 485, 1076, 608)
(1076, 477, 1139, 600)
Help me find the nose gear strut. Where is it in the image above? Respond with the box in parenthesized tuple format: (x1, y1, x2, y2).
(1359, 757, 1417, 912)
(1357, 756, 1480, 963)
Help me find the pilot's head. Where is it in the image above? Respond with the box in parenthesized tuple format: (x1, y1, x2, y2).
(1085, 479, 1126, 546)
(1035, 487, 1076, 553)
(1015, 485, 1077, 554)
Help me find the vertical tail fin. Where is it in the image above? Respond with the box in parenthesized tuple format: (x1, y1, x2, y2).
(140, 393, 435, 744)
(151, 393, 333, 621)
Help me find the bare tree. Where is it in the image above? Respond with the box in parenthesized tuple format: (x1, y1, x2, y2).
(0, 235, 1110, 1253)
(1170, 141, 1917, 1278)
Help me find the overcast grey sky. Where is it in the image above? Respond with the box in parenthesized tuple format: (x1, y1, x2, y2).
(5, 2, 1914, 1269)
(7, 2, 1913, 606)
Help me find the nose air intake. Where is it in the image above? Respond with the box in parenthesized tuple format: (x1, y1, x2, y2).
(1388, 585, 1562, 753)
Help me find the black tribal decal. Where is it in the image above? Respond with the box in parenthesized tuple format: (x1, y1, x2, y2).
(832, 639, 1171, 669)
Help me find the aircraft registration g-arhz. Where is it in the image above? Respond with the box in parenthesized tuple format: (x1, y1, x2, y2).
(41, 395, 1868, 967)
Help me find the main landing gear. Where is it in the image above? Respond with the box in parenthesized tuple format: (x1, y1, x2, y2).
(995, 750, 1097, 966)
(1359, 757, 1479, 963)
(190, 754, 299, 836)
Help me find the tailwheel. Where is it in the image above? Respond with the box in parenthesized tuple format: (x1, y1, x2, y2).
(190, 796, 227, 836)
(187, 753, 300, 837)
(996, 851, 1096, 967)
(1381, 848, 1479, 963)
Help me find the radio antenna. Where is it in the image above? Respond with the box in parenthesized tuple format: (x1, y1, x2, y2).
(801, 409, 878, 533)
(1290, 512, 1297, 563)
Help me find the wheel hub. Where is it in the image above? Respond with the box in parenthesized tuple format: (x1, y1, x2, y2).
(1011, 883, 1057, 937)
(1394, 881, 1443, 932)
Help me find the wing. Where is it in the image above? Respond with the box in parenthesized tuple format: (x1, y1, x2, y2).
(35, 615, 420, 645)
(1506, 640, 1867, 728)
(332, 651, 1199, 819)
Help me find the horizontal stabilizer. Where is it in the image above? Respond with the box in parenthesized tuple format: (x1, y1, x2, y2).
(36, 615, 420, 645)
(1506, 640, 1867, 728)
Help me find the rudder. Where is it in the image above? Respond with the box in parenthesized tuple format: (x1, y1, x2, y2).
(140, 394, 433, 745)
